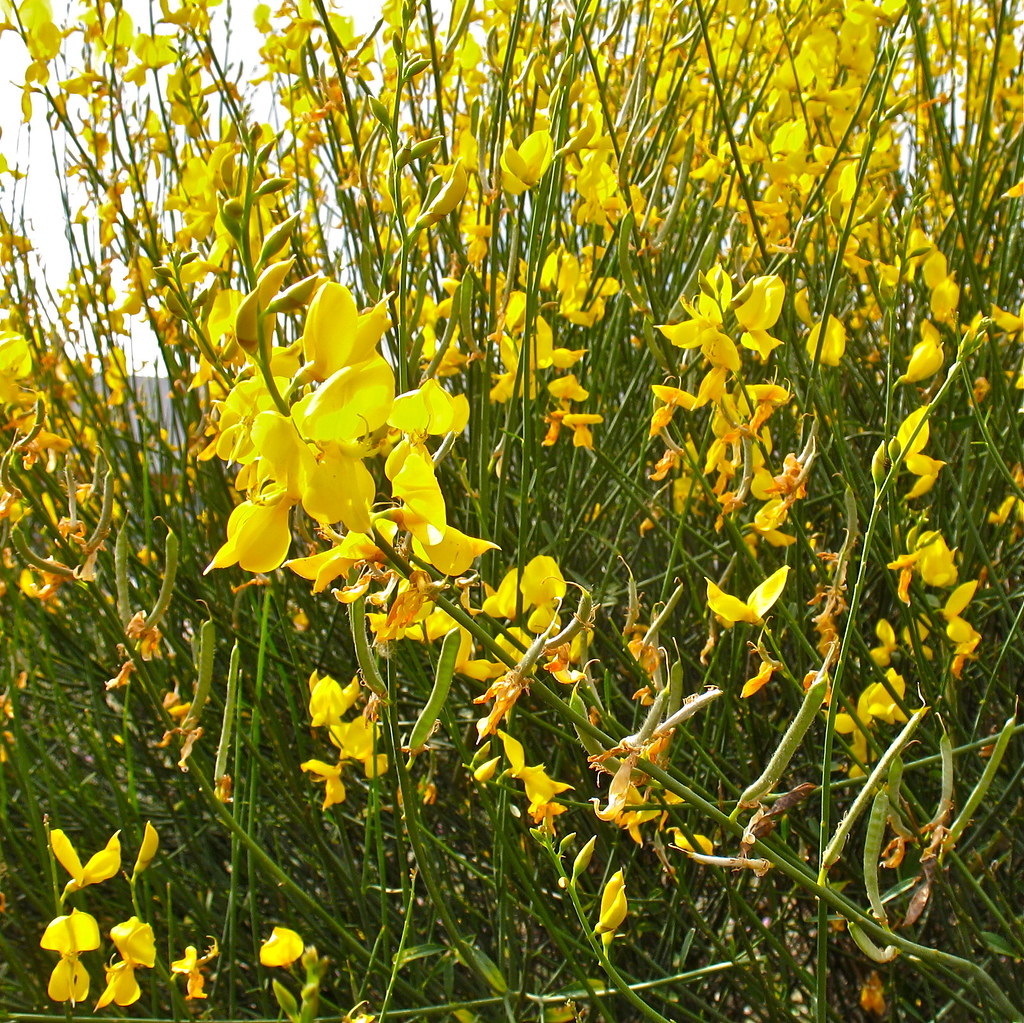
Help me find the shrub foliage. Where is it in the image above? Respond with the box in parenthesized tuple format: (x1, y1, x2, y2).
(0, 0, 1022, 1020)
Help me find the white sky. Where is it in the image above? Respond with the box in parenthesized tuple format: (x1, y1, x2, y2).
(0, 0, 385, 370)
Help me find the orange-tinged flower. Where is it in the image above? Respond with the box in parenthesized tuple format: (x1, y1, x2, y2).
(259, 926, 304, 967)
(171, 941, 217, 1000)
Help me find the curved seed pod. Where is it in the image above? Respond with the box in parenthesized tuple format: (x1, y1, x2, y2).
(406, 628, 460, 755)
(863, 788, 890, 925)
(146, 522, 179, 631)
(10, 523, 75, 579)
(738, 674, 828, 810)
(181, 617, 216, 733)
(214, 641, 240, 794)
(546, 585, 594, 649)
(114, 521, 130, 626)
(885, 754, 914, 839)
(925, 729, 954, 830)
(943, 714, 1015, 856)
(350, 595, 388, 702)
(569, 685, 618, 773)
(822, 707, 927, 875)
(849, 922, 899, 963)
(83, 458, 115, 553)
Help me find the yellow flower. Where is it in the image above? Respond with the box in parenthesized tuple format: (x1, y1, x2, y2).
(497, 730, 573, 825)
(40, 909, 100, 1004)
(595, 870, 627, 946)
(49, 829, 121, 896)
(95, 917, 156, 1009)
(500, 130, 553, 194)
(259, 926, 305, 967)
(705, 566, 790, 627)
(171, 940, 218, 1000)
(806, 315, 846, 366)
(900, 320, 944, 383)
(131, 821, 159, 879)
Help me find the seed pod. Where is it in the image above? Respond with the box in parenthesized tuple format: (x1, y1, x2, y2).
(214, 641, 240, 796)
(822, 707, 927, 874)
(738, 674, 828, 809)
(181, 617, 216, 733)
(115, 521, 130, 626)
(406, 628, 460, 755)
(350, 596, 388, 702)
(863, 788, 890, 925)
(146, 522, 179, 631)
(943, 715, 1015, 856)
(257, 212, 301, 269)
(925, 729, 954, 830)
(848, 922, 898, 963)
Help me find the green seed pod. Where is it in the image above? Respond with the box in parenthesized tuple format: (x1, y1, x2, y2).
(257, 212, 301, 268)
(863, 788, 890, 925)
(569, 685, 608, 762)
(181, 617, 215, 733)
(738, 674, 828, 809)
(406, 628, 460, 755)
(943, 715, 1015, 856)
(849, 922, 899, 963)
(822, 707, 927, 875)
(114, 520, 130, 626)
(350, 595, 388, 702)
(254, 176, 293, 198)
(146, 523, 179, 631)
(214, 641, 240, 791)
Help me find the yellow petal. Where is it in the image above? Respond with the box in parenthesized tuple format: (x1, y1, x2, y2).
(40, 910, 101, 955)
(49, 830, 84, 886)
(132, 822, 159, 878)
(747, 565, 790, 620)
(80, 831, 122, 887)
(596, 870, 627, 938)
(259, 926, 304, 967)
(206, 498, 294, 574)
(110, 917, 156, 967)
(705, 578, 756, 626)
